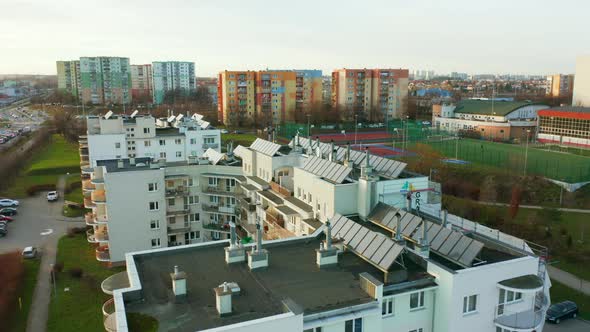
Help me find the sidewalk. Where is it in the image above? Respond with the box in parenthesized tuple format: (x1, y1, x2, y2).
(26, 233, 58, 332)
(548, 266, 590, 296)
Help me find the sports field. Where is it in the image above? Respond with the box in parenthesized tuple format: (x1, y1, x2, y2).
(411, 138, 590, 182)
(351, 143, 415, 158)
(316, 131, 392, 143)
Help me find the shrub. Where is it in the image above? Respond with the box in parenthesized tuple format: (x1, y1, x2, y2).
(68, 267, 83, 278)
(0, 252, 25, 324)
(66, 227, 87, 238)
(26, 184, 57, 196)
(52, 262, 64, 273)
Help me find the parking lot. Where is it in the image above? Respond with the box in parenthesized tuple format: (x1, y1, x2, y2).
(0, 102, 48, 150)
(0, 194, 83, 254)
(544, 318, 590, 332)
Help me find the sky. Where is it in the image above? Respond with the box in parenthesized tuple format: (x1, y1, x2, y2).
(1, 0, 589, 76)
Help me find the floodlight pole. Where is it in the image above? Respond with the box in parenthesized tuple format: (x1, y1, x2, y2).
(524, 129, 531, 176)
(354, 114, 358, 146)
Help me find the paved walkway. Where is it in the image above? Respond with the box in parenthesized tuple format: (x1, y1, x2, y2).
(477, 201, 590, 214)
(548, 266, 590, 296)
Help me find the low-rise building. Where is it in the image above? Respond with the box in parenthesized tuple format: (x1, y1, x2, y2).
(545, 74, 574, 97)
(537, 106, 590, 148)
(432, 100, 549, 141)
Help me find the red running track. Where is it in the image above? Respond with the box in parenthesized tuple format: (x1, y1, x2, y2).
(316, 131, 392, 142)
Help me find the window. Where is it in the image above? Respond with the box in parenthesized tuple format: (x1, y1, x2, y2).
(188, 177, 197, 186)
(159, 152, 166, 158)
(208, 177, 218, 186)
(204, 137, 215, 144)
(144, 128, 150, 134)
(463, 295, 478, 314)
(159, 139, 166, 146)
(149, 201, 159, 211)
(209, 196, 219, 204)
(189, 213, 200, 222)
(148, 182, 158, 192)
(150, 220, 160, 230)
(168, 198, 175, 206)
(176, 151, 182, 158)
(168, 217, 175, 224)
(498, 289, 522, 305)
(175, 139, 182, 145)
(345, 318, 362, 332)
(382, 297, 394, 316)
(115, 142, 121, 148)
(188, 196, 199, 204)
(410, 291, 425, 310)
(190, 138, 196, 144)
(144, 140, 151, 147)
(151, 238, 161, 248)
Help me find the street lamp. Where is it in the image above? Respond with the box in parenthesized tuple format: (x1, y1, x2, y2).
(354, 114, 358, 146)
(405, 115, 410, 150)
(455, 133, 459, 160)
(393, 128, 399, 151)
(524, 129, 531, 176)
(306, 114, 311, 138)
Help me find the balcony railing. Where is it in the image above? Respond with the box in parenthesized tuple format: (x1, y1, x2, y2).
(83, 197, 95, 208)
(165, 187, 189, 197)
(101, 271, 130, 295)
(82, 179, 96, 192)
(96, 246, 110, 262)
(203, 222, 231, 232)
(85, 213, 97, 226)
(494, 305, 545, 330)
(102, 298, 117, 332)
(203, 186, 237, 196)
(266, 212, 284, 227)
(239, 197, 256, 212)
(87, 229, 98, 243)
(202, 205, 236, 215)
(91, 190, 106, 204)
(202, 143, 219, 149)
(166, 206, 190, 216)
(269, 181, 292, 197)
(167, 225, 191, 234)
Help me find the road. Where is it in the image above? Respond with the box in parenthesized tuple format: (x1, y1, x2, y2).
(544, 319, 590, 332)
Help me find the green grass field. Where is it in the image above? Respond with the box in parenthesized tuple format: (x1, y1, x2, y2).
(9, 259, 41, 332)
(410, 138, 590, 182)
(47, 234, 124, 332)
(221, 133, 258, 149)
(550, 281, 590, 320)
(1, 135, 80, 197)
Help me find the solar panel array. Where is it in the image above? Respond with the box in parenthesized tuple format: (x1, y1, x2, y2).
(302, 156, 353, 184)
(368, 202, 484, 267)
(330, 214, 404, 271)
(250, 138, 282, 156)
(233, 145, 248, 159)
(203, 148, 224, 165)
(294, 137, 407, 178)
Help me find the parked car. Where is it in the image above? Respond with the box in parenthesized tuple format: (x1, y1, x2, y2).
(0, 207, 17, 216)
(0, 199, 19, 207)
(546, 301, 578, 324)
(47, 191, 58, 202)
(0, 215, 13, 222)
(0, 226, 6, 237)
(220, 129, 229, 134)
(0, 220, 7, 228)
(22, 246, 38, 259)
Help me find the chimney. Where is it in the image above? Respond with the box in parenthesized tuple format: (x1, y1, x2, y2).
(442, 209, 448, 228)
(394, 212, 404, 243)
(214, 282, 232, 316)
(329, 140, 335, 161)
(316, 221, 338, 267)
(272, 130, 276, 143)
(225, 222, 246, 264)
(247, 223, 268, 270)
(344, 142, 352, 168)
(405, 192, 412, 212)
(117, 159, 124, 169)
(417, 219, 430, 258)
(360, 148, 373, 179)
(170, 265, 187, 298)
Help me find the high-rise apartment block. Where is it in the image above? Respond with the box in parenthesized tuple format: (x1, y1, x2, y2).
(545, 74, 574, 97)
(79, 57, 131, 105)
(573, 56, 590, 107)
(152, 61, 196, 104)
(56, 60, 80, 99)
(331, 68, 409, 121)
(217, 70, 322, 126)
(130, 64, 153, 102)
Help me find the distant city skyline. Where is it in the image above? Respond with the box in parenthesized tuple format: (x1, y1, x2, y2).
(1, 0, 589, 76)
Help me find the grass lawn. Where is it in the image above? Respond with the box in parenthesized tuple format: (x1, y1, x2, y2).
(8, 259, 41, 332)
(126, 312, 159, 332)
(409, 138, 590, 182)
(47, 234, 124, 332)
(550, 281, 590, 320)
(1, 134, 80, 198)
(221, 133, 258, 149)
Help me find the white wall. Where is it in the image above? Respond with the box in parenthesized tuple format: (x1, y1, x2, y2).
(202, 312, 302, 332)
(377, 177, 430, 210)
(573, 56, 590, 106)
(380, 289, 436, 332)
(88, 134, 127, 166)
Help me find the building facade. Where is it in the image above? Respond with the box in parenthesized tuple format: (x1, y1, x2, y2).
(130, 64, 153, 103)
(545, 74, 574, 97)
(56, 60, 80, 99)
(79, 57, 131, 105)
(537, 106, 590, 148)
(433, 100, 549, 141)
(152, 61, 196, 104)
(573, 56, 590, 107)
(332, 68, 409, 122)
(217, 70, 323, 126)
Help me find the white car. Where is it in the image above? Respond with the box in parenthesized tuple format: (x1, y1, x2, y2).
(47, 191, 59, 202)
(22, 246, 38, 259)
(0, 199, 19, 207)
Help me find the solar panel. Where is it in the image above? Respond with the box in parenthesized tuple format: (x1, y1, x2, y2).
(438, 232, 462, 256)
(459, 241, 484, 266)
(448, 237, 473, 261)
(250, 138, 281, 156)
(342, 223, 362, 244)
(302, 156, 352, 184)
(203, 148, 224, 165)
(362, 234, 386, 258)
(233, 145, 248, 159)
(402, 216, 423, 237)
(371, 241, 394, 264)
(356, 232, 377, 254)
(349, 227, 369, 248)
(430, 227, 453, 251)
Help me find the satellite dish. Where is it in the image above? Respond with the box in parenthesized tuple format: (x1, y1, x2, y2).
(167, 115, 176, 122)
(104, 110, 113, 119)
(175, 114, 184, 121)
(130, 110, 138, 118)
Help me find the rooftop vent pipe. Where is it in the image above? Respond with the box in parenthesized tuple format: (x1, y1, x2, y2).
(225, 222, 246, 264)
(214, 282, 232, 316)
(316, 221, 338, 267)
(394, 212, 403, 243)
(247, 222, 268, 270)
(170, 265, 187, 298)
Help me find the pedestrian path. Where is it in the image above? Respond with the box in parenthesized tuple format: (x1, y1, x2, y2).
(548, 266, 590, 296)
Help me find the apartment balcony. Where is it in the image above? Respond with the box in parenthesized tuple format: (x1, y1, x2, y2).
(87, 228, 109, 243)
(84, 197, 95, 209)
(101, 272, 129, 295)
(87, 229, 98, 243)
(96, 245, 111, 262)
(81, 166, 94, 174)
(165, 187, 189, 197)
(167, 225, 191, 234)
(239, 197, 256, 212)
(202, 204, 237, 215)
(85, 212, 97, 226)
(80, 155, 90, 164)
(102, 298, 117, 332)
(79, 147, 89, 156)
(494, 306, 545, 331)
(203, 222, 231, 232)
(269, 181, 292, 197)
(202, 143, 219, 149)
(91, 190, 106, 204)
(203, 186, 237, 197)
(82, 179, 96, 192)
(166, 206, 190, 216)
(91, 177, 104, 185)
(266, 212, 284, 228)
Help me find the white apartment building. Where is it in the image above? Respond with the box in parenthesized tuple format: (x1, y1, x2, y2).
(79, 112, 220, 167)
(152, 61, 196, 104)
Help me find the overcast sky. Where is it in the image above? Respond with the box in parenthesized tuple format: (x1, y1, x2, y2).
(1, 0, 589, 76)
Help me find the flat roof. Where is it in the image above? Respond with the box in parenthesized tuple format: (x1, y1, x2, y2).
(258, 190, 284, 205)
(125, 238, 391, 331)
(454, 100, 545, 116)
(285, 196, 313, 212)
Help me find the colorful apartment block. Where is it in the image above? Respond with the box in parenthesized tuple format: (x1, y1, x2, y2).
(130, 64, 153, 102)
(56, 60, 80, 99)
(332, 68, 409, 121)
(152, 61, 196, 104)
(217, 70, 322, 126)
(79, 57, 131, 105)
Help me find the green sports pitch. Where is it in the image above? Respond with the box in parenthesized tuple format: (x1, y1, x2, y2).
(410, 138, 590, 183)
